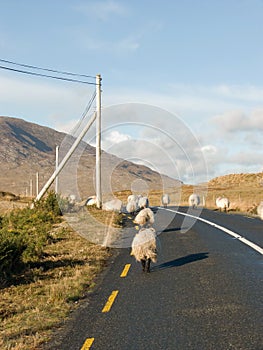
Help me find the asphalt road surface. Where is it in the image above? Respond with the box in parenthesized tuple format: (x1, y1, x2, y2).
(44, 207, 263, 350)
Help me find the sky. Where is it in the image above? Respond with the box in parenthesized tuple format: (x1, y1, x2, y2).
(0, 0, 263, 185)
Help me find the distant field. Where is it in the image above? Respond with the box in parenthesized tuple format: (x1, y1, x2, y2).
(1, 172, 263, 216)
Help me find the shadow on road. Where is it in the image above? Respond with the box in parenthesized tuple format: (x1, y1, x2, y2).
(152, 252, 209, 271)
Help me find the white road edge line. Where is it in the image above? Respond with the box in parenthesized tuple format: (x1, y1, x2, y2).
(159, 207, 263, 255)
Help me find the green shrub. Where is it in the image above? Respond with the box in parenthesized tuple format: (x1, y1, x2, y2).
(0, 191, 62, 277)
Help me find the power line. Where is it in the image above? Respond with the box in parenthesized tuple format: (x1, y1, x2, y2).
(0, 58, 96, 79)
(0, 59, 96, 85)
(0, 65, 97, 85)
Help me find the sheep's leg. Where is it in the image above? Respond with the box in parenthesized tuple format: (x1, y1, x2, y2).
(146, 258, 151, 273)
(141, 259, 146, 272)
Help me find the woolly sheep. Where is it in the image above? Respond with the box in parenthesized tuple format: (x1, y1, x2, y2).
(138, 196, 149, 209)
(216, 196, 230, 212)
(161, 194, 170, 208)
(257, 201, 263, 220)
(102, 199, 123, 212)
(86, 195, 97, 206)
(189, 193, 200, 208)
(134, 207, 154, 227)
(131, 227, 157, 273)
(126, 199, 138, 215)
(128, 194, 138, 202)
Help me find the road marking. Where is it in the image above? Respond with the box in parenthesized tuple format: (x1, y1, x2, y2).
(102, 290, 119, 313)
(81, 337, 94, 349)
(160, 207, 263, 255)
(120, 264, 131, 277)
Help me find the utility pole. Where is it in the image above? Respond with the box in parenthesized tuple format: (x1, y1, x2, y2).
(96, 74, 102, 209)
(55, 145, 59, 194)
(35, 112, 97, 202)
(36, 172, 39, 196)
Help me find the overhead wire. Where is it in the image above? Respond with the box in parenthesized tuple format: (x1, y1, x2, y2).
(0, 58, 96, 79)
(70, 89, 97, 136)
(0, 65, 97, 85)
(0, 58, 99, 136)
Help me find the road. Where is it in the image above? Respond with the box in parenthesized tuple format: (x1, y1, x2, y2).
(45, 207, 263, 350)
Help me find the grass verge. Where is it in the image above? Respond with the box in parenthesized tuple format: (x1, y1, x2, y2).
(0, 218, 113, 350)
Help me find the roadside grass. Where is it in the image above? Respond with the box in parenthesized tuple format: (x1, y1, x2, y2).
(0, 207, 114, 350)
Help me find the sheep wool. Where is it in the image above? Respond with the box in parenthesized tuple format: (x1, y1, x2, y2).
(126, 200, 138, 214)
(216, 196, 230, 212)
(131, 227, 157, 263)
(134, 207, 154, 227)
(189, 193, 200, 208)
(161, 194, 170, 207)
(138, 196, 149, 209)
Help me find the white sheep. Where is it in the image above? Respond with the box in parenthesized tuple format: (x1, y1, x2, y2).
(138, 196, 149, 209)
(216, 196, 230, 212)
(102, 199, 123, 212)
(134, 207, 154, 227)
(127, 194, 138, 202)
(131, 227, 157, 273)
(257, 201, 263, 220)
(86, 195, 97, 206)
(189, 193, 200, 208)
(126, 199, 138, 215)
(161, 194, 170, 208)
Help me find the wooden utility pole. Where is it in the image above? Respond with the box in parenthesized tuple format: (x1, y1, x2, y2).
(36, 172, 39, 196)
(55, 145, 59, 194)
(96, 74, 102, 209)
(35, 112, 97, 202)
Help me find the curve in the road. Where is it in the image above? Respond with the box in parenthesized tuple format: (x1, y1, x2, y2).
(159, 207, 263, 255)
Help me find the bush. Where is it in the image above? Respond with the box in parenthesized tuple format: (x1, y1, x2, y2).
(0, 229, 26, 277)
(0, 191, 62, 278)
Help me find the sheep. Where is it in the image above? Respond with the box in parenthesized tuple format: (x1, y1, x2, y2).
(85, 195, 97, 206)
(126, 199, 138, 215)
(131, 227, 157, 273)
(257, 201, 263, 220)
(189, 193, 200, 208)
(161, 194, 170, 208)
(216, 196, 230, 212)
(102, 199, 123, 212)
(134, 207, 155, 228)
(138, 196, 149, 209)
(127, 194, 138, 202)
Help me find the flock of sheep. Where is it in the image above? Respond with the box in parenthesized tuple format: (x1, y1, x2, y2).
(125, 192, 263, 273)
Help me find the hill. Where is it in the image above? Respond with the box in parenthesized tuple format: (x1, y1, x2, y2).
(0, 116, 180, 198)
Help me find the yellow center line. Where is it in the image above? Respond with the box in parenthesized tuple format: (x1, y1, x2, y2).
(120, 264, 131, 277)
(81, 337, 95, 349)
(102, 290, 119, 313)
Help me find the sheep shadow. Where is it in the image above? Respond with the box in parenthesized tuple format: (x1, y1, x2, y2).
(161, 226, 189, 233)
(152, 252, 209, 271)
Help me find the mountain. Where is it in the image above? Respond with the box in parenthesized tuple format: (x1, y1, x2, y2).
(0, 116, 180, 198)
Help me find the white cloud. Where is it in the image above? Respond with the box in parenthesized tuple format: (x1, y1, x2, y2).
(104, 130, 131, 144)
(212, 109, 263, 133)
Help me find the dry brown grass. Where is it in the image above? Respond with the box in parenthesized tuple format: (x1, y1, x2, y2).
(0, 217, 113, 350)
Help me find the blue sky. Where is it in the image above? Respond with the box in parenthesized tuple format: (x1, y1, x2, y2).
(0, 0, 263, 184)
